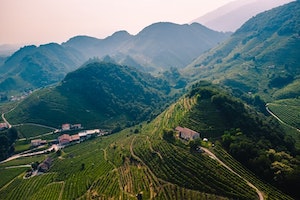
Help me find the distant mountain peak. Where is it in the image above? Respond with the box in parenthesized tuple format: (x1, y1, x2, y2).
(191, 0, 294, 32)
(110, 30, 131, 37)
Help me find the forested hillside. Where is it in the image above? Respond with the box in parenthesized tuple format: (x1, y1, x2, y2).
(5, 62, 175, 130)
(0, 43, 84, 95)
(179, 83, 300, 198)
(185, 1, 300, 101)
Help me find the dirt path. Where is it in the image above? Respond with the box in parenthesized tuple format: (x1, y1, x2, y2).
(4, 164, 31, 169)
(146, 136, 163, 160)
(58, 181, 65, 200)
(202, 147, 264, 200)
(0, 144, 58, 164)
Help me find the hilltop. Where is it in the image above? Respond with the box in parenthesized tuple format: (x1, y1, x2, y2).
(5, 61, 175, 130)
(63, 22, 230, 71)
(185, 1, 300, 102)
(191, 0, 293, 32)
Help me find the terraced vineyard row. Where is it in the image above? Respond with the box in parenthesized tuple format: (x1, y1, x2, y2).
(132, 134, 258, 199)
(212, 145, 294, 200)
(0, 173, 58, 200)
(0, 167, 27, 188)
(88, 170, 120, 199)
(180, 98, 229, 139)
(268, 102, 300, 129)
(29, 181, 64, 200)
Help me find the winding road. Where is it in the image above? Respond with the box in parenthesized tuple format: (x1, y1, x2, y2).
(0, 144, 59, 164)
(1, 113, 12, 128)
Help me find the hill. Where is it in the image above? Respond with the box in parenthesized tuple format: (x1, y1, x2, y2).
(0, 22, 229, 96)
(5, 61, 174, 130)
(184, 1, 300, 102)
(180, 83, 299, 198)
(63, 22, 230, 71)
(0, 82, 297, 199)
(0, 43, 84, 96)
(191, 0, 294, 32)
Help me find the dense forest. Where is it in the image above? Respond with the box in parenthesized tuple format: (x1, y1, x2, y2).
(0, 128, 18, 161)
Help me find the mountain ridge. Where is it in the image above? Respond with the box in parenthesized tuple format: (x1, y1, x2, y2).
(191, 0, 294, 32)
(184, 1, 300, 101)
(63, 22, 230, 71)
(0, 22, 230, 96)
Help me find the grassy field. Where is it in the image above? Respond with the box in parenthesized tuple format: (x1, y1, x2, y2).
(0, 101, 18, 115)
(15, 124, 54, 139)
(14, 140, 32, 153)
(0, 96, 293, 199)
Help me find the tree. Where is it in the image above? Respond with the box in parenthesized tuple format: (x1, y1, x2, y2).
(163, 129, 175, 143)
(31, 161, 39, 170)
(7, 128, 18, 143)
(0, 135, 9, 161)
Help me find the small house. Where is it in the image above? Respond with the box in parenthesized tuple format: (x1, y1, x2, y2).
(71, 124, 82, 129)
(58, 134, 71, 145)
(175, 126, 200, 141)
(31, 139, 47, 147)
(61, 123, 71, 131)
(38, 157, 52, 173)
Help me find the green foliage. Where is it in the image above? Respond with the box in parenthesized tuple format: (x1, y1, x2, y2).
(0, 168, 27, 188)
(6, 62, 175, 129)
(0, 90, 295, 199)
(14, 140, 31, 153)
(268, 99, 300, 129)
(0, 43, 85, 94)
(184, 1, 300, 104)
(15, 124, 54, 139)
(162, 129, 175, 143)
(178, 84, 300, 198)
(0, 128, 18, 161)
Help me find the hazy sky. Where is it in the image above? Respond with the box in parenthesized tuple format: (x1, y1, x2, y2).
(0, 0, 236, 45)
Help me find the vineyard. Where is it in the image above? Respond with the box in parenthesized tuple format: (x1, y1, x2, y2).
(14, 124, 54, 139)
(0, 95, 293, 199)
(268, 99, 300, 129)
(211, 145, 294, 200)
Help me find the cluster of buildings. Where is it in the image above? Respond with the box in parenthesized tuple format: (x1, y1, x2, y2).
(58, 129, 107, 145)
(31, 128, 109, 147)
(31, 139, 47, 147)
